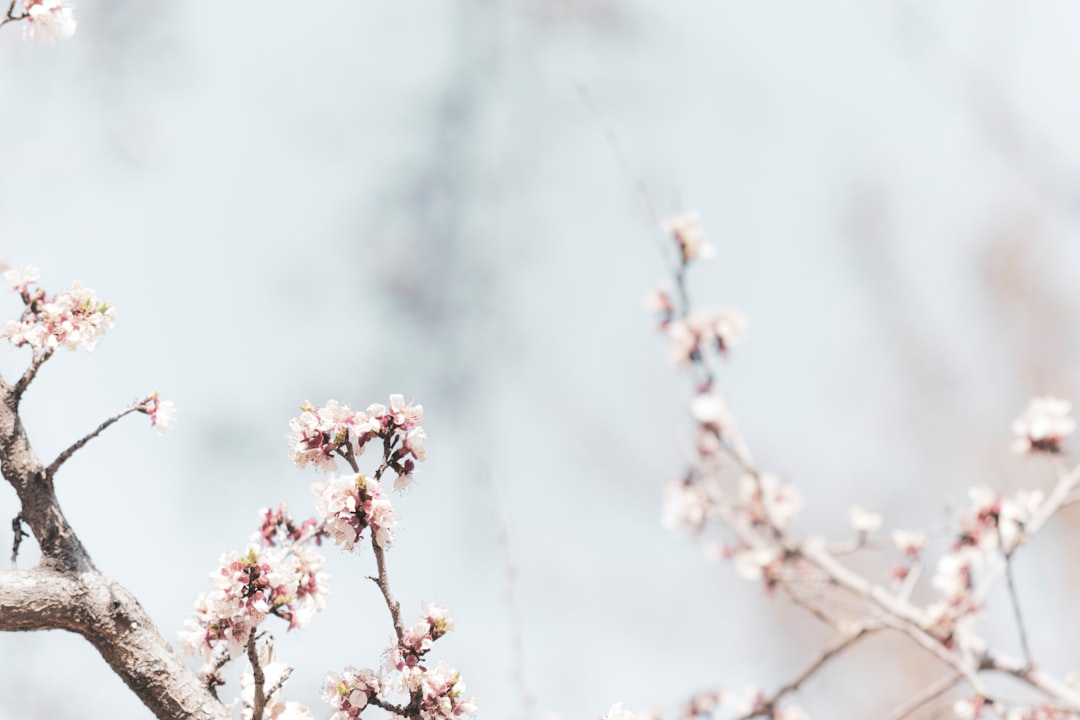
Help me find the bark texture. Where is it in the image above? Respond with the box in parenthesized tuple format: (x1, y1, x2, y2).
(0, 380, 230, 720)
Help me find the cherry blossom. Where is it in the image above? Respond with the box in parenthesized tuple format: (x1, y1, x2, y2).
(891, 529, 926, 557)
(643, 287, 675, 328)
(1012, 396, 1076, 454)
(602, 703, 638, 720)
(662, 211, 714, 264)
(739, 474, 802, 529)
(848, 505, 883, 534)
(416, 662, 477, 720)
(3, 279, 114, 352)
(179, 545, 323, 661)
(140, 390, 176, 433)
(322, 666, 384, 720)
(661, 480, 710, 531)
(21, 0, 76, 44)
(313, 473, 398, 551)
(667, 309, 748, 365)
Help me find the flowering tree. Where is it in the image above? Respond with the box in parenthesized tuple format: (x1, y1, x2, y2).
(9, 8, 1080, 720)
(605, 211, 1080, 720)
(0, 235, 477, 720)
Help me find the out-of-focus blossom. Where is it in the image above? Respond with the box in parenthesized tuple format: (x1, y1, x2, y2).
(733, 547, 782, 583)
(662, 211, 714, 264)
(662, 480, 710, 531)
(848, 505, 882, 534)
(739, 474, 802, 529)
(643, 287, 675, 328)
(668, 309, 748, 365)
(932, 546, 982, 602)
(1012, 396, 1076, 454)
(602, 703, 637, 720)
(22, 0, 76, 44)
(891, 529, 926, 557)
(690, 392, 731, 434)
(3, 265, 40, 292)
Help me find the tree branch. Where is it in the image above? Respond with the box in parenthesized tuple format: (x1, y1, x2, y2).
(0, 567, 231, 720)
(46, 403, 141, 480)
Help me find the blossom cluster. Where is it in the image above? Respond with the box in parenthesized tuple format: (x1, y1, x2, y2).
(286, 395, 426, 488)
(393, 604, 455, 684)
(313, 472, 397, 551)
(1, 266, 114, 352)
(20, 0, 76, 44)
(258, 501, 324, 548)
(638, 213, 1080, 718)
(322, 605, 475, 720)
(179, 540, 329, 661)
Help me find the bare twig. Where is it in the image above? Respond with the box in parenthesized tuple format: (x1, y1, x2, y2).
(491, 471, 535, 720)
(995, 523, 1033, 669)
(738, 624, 880, 719)
(45, 402, 143, 480)
(881, 672, 964, 720)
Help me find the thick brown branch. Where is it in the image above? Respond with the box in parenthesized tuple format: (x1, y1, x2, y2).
(0, 386, 92, 570)
(0, 568, 230, 720)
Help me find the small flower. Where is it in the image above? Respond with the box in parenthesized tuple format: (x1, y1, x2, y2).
(3, 265, 40, 293)
(602, 703, 637, 720)
(141, 391, 175, 434)
(22, 0, 76, 44)
(642, 287, 675, 328)
(739, 474, 802, 529)
(891, 529, 926, 557)
(690, 392, 730, 434)
(661, 480, 710, 531)
(1012, 396, 1076, 454)
(848, 505, 882, 534)
(662, 211, 714, 264)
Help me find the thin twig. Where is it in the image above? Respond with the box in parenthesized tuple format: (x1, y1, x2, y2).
(881, 672, 964, 720)
(491, 471, 535, 720)
(13, 348, 54, 400)
(45, 403, 143, 480)
(738, 624, 880, 719)
(369, 537, 404, 644)
(995, 523, 1033, 669)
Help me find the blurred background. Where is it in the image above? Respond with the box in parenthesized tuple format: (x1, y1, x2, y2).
(2, 1, 1080, 718)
